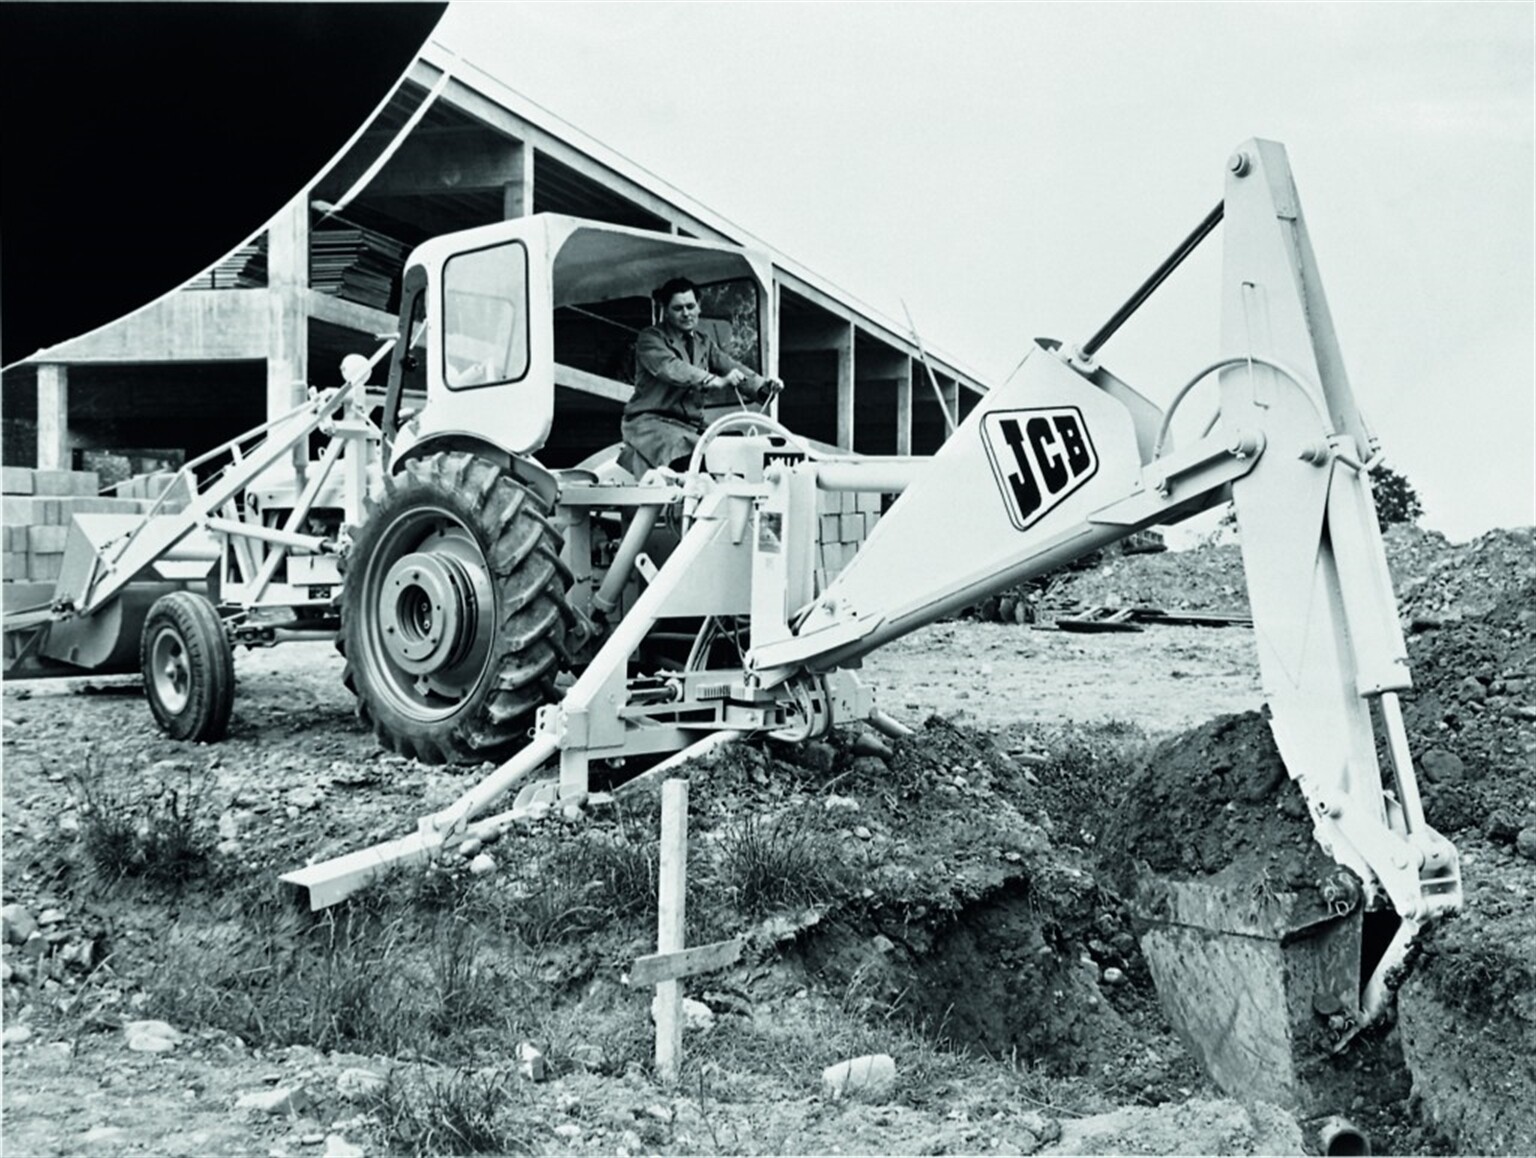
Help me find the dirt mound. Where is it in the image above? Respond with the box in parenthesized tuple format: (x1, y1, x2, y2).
(1095, 712, 1334, 902)
(1397, 526, 1534, 624)
(1387, 536, 1536, 1155)
(1397, 828, 1536, 1156)
(1398, 571, 1536, 837)
(1038, 521, 1489, 619)
(686, 720, 1176, 1083)
(1046, 539, 1248, 613)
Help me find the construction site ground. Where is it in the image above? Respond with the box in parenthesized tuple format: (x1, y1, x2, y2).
(1, 525, 1532, 1156)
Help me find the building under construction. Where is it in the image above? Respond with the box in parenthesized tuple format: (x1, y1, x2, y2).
(1, 41, 987, 487)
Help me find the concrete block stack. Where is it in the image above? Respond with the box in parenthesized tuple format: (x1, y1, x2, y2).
(815, 488, 886, 593)
(2, 467, 154, 585)
(110, 472, 185, 508)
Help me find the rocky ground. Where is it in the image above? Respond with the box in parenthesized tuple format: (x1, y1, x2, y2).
(1, 523, 1532, 1156)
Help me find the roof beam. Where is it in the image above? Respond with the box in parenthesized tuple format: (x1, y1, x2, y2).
(325, 127, 520, 198)
(409, 61, 721, 240)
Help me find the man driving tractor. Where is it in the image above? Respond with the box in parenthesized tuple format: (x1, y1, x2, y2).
(618, 276, 784, 475)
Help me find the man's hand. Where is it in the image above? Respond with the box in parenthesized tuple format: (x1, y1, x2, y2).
(756, 377, 784, 403)
(720, 367, 749, 389)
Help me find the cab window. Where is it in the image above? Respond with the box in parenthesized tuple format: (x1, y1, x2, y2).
(442, 241, 530, 390)
(695, 278, 762, 372)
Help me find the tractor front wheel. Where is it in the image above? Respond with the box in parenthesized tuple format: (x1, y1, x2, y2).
(338, 451, 574, 764)
(141, 591, 235, 742)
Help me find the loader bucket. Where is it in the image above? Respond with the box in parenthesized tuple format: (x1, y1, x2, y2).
(4, 514, 216, 678)
(1130, 870, 1363, 1115)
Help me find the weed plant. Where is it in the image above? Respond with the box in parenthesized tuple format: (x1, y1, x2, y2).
(71, 752, 215, 888)
(718, 809, 845, 918)
(494, 809, 660, 946)
(374, 1066, 537, 1156)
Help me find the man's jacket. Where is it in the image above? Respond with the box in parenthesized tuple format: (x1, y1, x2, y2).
(627, 324, 765, 430)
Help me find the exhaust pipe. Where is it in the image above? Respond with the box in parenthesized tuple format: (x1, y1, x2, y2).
(1318, 1116, 1370, 1156)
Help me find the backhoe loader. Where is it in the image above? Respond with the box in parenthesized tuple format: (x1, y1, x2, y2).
(3, 140, 1461, 1113)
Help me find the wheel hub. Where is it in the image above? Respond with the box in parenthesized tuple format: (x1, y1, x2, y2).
(376, 550, 493, 677)
(149, 629, 190, 713)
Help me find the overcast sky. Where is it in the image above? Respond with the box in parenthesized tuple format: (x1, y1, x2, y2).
(433, 2, 1532, 543)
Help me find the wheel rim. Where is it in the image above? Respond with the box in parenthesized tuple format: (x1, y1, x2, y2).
(148, 626, 191, 714)
(358, 503, 497, 723)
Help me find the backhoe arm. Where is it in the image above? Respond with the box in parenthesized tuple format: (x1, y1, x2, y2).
(751, 139, 1460, 947)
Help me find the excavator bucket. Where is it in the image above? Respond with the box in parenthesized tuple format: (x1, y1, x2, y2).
(1131, 876, 1364, 1114)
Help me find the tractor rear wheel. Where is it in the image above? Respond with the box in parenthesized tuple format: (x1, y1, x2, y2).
(338, 451, 574, 764)
(141, 591, 235, 742)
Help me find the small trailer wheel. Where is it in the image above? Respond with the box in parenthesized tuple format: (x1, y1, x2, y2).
(140, 592, 235, 742)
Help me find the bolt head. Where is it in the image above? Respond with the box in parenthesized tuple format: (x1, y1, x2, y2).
(1228, 151, 1251, 177)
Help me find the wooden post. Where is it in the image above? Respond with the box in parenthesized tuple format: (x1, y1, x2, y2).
(654, 778, 688, 1083)
(632, 777, 742, 1084)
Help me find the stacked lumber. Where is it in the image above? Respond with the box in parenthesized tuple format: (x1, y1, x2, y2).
(189, 239, 267, 290)
(310, 228, 407, 312)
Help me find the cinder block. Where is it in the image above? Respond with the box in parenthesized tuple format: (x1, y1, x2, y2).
(820, 513, 842, 542)
(856, 490, 881, 515)
(63, 496, 145, 517)
(146, 472, 179, 499)
(3, 496, 47, 526)
(1, 467, 34, 496)
(839, 513, 864, 542)
(27, 526, 69, 553)
(3, 552, 29, 580)
(31, 469, 97, 497)
(27, 553, 62, 582)
(816, 489, 839, 515)
(28, 470, 69, 496)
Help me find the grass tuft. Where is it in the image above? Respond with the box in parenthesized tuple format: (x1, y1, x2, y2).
(71, 752, 215, 888)
(374, 1065, 538, 1156)
(718, 810, 843, 918)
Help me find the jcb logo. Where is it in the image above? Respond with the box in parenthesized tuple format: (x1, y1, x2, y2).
(981, 407, 1099, 531)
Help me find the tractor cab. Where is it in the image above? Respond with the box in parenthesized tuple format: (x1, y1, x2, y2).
(380, 215, 778, 472)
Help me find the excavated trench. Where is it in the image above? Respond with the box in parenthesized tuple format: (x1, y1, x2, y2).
(764, 562, 1536, 1155)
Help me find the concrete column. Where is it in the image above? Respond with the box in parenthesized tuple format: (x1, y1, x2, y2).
(943, 377, 959, 440)
(266, 194, 310, 419)
(502, 141, 535, 219)
(36, 364, 69, 470)
(835, 324, 855, 450)
(896, 358, 914, 456)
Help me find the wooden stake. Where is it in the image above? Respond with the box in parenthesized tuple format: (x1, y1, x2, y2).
(654, 778, 688, 1083)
